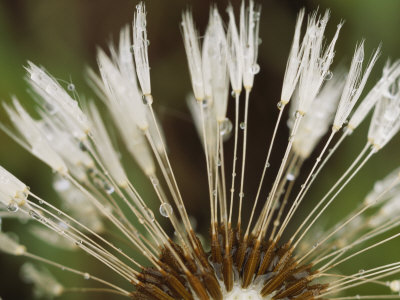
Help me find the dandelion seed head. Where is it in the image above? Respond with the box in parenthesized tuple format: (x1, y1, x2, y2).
(1, 2, 400, 300)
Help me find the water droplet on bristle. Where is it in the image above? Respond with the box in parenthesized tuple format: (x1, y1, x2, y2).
(325, 71, 333, 80)
(67, 83, 75, 91)
(250, 64, 260, 75)
(146, 208, 155, 222)
(7, 201, 19, 212)
(286, 173, 295, 181)
(79, 141, 88, 152)
(29, 210, 42, 221)
(159, 203, 173, 218)
(220, 118, 233, 136)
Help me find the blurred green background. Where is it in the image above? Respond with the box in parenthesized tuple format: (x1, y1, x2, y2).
(1, 0, 400, 299)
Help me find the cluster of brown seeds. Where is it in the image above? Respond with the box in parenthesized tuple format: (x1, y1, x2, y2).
(133, 226, 327, 300)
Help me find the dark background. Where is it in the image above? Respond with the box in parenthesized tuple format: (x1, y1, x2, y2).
(1, 0, 400, 299)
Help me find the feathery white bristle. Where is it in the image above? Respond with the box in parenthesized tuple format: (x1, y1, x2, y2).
(118, 25, 141, 93)
(21, 263, 64, 298)
(226, 4, 243, 94)
(369, 195, 400, 227)
(241, 0, 261, 89)
(203, 7, 229, 122)
(368, 93, 400, 149)
(182, 10, 205, 101)
(187, 94, 218, 154)
(293, 71, 345, 158)
(37, 116, 93, 177)
(26, 62, 90, 139)
(29, 226, 77, 250)
(133, 2, 152, 96)
(333, 42, 380, 129)
(53, 174, 104, 233)
(0, 166, 28, 207)
(92, 45, 155, 175)
(96, 49, 148, 130)
(3, 98, 68, 174)
(28, 82, 86, 141)
(364, 167, 400, 206)
(87, 102, 128, 187)
(0, 231, 26, 255)
(281, 9, 305, 104)
(348, 60, 400, 130)
(297, 10, 342, 115)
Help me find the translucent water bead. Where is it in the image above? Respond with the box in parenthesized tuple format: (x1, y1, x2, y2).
(159, 203, 173, 218)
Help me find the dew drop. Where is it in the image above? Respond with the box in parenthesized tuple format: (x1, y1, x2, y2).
(103, 181, 115, 194)
(358, 269, 365, 274)
(29, 210, 42, 221)
(231, 90, 236, 97)
(83, 273, 90, 280)
(277, 101, 284, 110)
(240, 122, 246, 130)
(202, 99, 208, 108)
(390, 280, 400, 292)
(286, 173, 295, 181)
(159, 203, 173, 218)
(45, 103, 57, 114)
(142, 94, 148, 105)
(220, 118, 233, 136)
(151, 177, 159, 186)
(253, 11, 261, 21)
(250, 64, 260, 75)
(7, 201, 19, 212)
(79, 141, 88, 151)
(53, 177, 70, 192)
(324, 71, 333, 80)
(295, 111, 302, 118)
(146, 208, 155, 222)
(239, 192, 244, 198)
(67, 83, 75, 91)
(266, 163, 270, 168)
